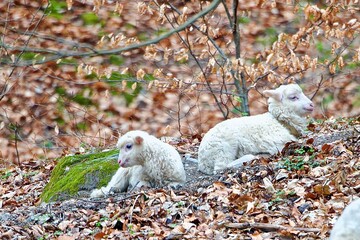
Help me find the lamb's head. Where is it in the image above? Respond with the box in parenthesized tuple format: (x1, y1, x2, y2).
(264, 84, 314, 118)
(116, 130, 149, 168)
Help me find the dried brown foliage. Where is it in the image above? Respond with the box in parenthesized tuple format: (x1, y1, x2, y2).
(1, 2, 359, 239)
(0, 119, 359, 239)
(0, 0, 359, 163)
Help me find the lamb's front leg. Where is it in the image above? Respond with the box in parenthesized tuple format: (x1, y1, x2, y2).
(166, 181, 184, 190)
(90, 167, 130, 198)
(127, 166, 151, 191)
(226, 154, 257, 169)
(212, 143, 238, 174)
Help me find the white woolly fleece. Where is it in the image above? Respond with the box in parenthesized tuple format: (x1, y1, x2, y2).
(330, 198, 360, 240)
(198, 84, 314, 175)
(90, 130, 186, 198)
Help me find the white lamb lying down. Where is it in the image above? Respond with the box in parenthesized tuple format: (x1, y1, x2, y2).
(330, 199, 360, 240)
(198, 84, 314, 175)
(91, 130, 186, 197)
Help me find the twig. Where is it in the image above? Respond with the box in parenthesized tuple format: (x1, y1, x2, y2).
(158, 1, 228, 119)
(7, 28, 95, 50)
(0, 44, 69, 55)
(1, 3, 50, 102)
(14, 126, 21, 168)
(6, 3, 49, 76)
(311, 75, 324, 100)
(223, 222, 321, 233)
(168, 2, 227, 61)
(1, 0, 222, 67)
(128, 193, 142, 224)
(1, 1, 11, 55)
(231, 0, 240, 59)
(79, 192, 144, 203)
(0, 81, 10, 102)
(222, 0, 250, 115)
(311, 127, 359, 147)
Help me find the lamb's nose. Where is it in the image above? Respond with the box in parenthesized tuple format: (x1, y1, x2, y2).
(307, 103, 314, 111)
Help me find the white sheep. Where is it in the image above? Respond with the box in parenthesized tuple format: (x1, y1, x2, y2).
(91, 130, 186, 197)
(198, 84, 314, 175)
(330, 198, 360, 240)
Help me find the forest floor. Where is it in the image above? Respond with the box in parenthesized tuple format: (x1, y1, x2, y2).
(0, 118, 359, 239)
(1, 1, 359, 239)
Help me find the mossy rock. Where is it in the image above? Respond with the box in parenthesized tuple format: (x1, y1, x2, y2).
(41, 149, 119, 202)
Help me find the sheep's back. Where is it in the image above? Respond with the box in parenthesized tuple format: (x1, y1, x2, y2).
(142, 136, 186, 185)
(200, 112, 297, 156)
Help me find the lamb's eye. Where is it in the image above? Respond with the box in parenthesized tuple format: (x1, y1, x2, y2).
(125, 143, 133, 150)
(289, 96, 298, 100)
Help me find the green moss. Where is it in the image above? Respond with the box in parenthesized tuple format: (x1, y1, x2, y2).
(109, 55, 125, 66)
(46, 0, 67, 20)
(238, 16, 250, 24)
(41, 149, 119, 202)
(81, 12, 101, 25)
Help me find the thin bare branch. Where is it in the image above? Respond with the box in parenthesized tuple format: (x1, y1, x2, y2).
(7, 28, 95, 50)
(158, 1, 228, 119)
(168, 2, 228, 61)
(0, 0, 222, 67)
(223, 222, 321, 233)
(6, 3, 50, 76)
(222, 0, 249, 115)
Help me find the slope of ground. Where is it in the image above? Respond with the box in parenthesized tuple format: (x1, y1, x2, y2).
(0, 118, 358, 239)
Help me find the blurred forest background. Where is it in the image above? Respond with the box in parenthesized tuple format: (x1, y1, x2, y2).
(0, 0, 359, 164)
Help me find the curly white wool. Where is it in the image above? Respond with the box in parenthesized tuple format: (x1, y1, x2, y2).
(198, 84, 314, 175)
(91, 130, 186, 197)
(330, 198, 360, 240)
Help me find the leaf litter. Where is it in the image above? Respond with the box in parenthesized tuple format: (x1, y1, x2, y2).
(0, 118, 359, 239)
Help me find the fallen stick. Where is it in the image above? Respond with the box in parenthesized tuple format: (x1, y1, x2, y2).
(223, 222, 321, 233)
(311, 126, 359, 146)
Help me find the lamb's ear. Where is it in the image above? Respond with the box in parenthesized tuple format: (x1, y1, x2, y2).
(134, 136, 144, 145)
(263, 89, 283, 102)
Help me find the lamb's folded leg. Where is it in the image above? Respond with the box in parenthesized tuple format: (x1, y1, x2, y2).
(127, 166, 151, 191)
(226, 154, 257, 169)
(128, 180, 151, 191)
(90, 167, 130, 198)
(200, 141, 237, 174)
(166, 181, 184, 190)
